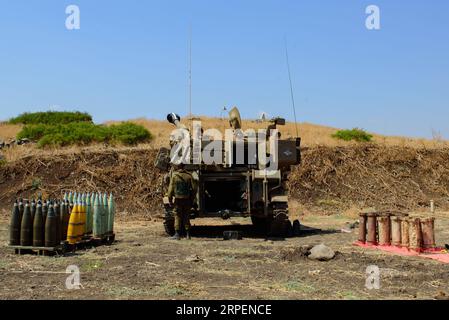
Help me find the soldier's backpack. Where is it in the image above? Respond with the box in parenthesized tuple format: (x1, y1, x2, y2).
(174, 173, 191, 198)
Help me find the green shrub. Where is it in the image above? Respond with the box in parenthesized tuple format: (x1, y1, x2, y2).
(17, 122, 152, 148)
(109, 122, 152, 145)
(332, 128, 373, 142)
(9, 111, 92, 125)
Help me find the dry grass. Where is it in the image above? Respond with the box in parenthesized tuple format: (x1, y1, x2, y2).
(109, 117, 448, 150)
(1, 116, 447, 164)
(0, 123, 22, 141)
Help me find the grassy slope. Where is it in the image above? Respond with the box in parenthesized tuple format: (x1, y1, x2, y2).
(1, 116, 448, 160)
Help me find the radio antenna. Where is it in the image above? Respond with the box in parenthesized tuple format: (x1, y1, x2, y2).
(284, 37, 299, 138)
(188, 25, 193, 130)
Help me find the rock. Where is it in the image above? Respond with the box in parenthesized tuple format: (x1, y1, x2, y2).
(17, 138, 31, 145)
(435, 291, 449, 300)
(186, 254, 203, 262)
(308, 244, 335, 261)
(308, 269, 321, 276)
(341, 221, 359, 233)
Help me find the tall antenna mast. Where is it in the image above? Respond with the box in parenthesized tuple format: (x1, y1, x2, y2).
(285, 37, 299, 138)
(188, 25, 192, 129)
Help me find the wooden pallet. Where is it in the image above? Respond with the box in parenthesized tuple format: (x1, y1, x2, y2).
(91, 233, 116, 246)
(9, 244, 67, 256)
(65, 233, 116, 251)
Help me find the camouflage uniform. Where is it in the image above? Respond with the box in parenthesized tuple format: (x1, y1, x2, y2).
(167, 168, 194, 237)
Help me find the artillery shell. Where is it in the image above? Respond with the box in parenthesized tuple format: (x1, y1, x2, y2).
(93, 194, 103, 238)
(42, 202, 48, 225)
(9, 202, 21, 246)
(54, 202, 61, 244)
(44, 205, 58, 247)
(108, 193, 115, 234)
(103, 193, 109, 235)
(18, 198, 24, 221)
(20, 202, 33, 246)
(33, 203, 44, 247)
(31, 200, 36, 221)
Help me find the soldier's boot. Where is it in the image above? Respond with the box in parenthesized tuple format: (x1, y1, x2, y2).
(170, 232, 181, 240)
(185, 230, 191, 240)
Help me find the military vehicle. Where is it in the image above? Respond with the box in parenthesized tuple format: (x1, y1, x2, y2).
(155, 107, 301, 237)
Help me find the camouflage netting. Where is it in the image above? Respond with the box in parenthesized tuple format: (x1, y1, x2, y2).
(1, 145, 449, 218)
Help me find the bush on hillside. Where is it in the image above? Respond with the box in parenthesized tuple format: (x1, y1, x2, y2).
(9, 111, 92, 125)
(332, 128, 373, 142)
(17, 122, 152, 148)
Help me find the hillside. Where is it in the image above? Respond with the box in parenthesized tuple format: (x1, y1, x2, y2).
(1, 144, 448, 217)
(1, 117, 448, 216)
(2, 116, 448, 151)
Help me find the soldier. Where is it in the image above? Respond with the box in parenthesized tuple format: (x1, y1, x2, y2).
(166, 163, 194, 240)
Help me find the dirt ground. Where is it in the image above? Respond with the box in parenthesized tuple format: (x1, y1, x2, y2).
(1, 212, 449, 300)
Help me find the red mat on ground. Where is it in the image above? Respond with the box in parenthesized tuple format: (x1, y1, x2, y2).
(353, 242, 449, 264)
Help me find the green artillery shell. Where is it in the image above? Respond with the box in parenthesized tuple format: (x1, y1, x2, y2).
(54, 202, 61, 244)
(86, 193, 92, 234)
(33, 203, 44, 247)
(90, 193, 94, 234)
(102, 192, 109, 234)
(108, 193, 115, 234)
(93, 194, 102, 237)
(44, 205, 57, 247)
(20, 202, 33, 246)
(9, 202, 21, 246)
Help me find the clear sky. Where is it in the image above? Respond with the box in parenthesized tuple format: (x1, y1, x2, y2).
(0, 0, 448, 138)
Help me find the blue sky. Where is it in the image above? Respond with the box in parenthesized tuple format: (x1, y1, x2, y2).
(0, 0, 448, 138)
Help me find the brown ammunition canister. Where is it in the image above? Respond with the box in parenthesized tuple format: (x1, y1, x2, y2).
(377, 213, 391, 246)
(408, 217, 423, 252)
(420, 217, 436, 249)
(33, 203, 44, 247)
(390, 216, 402, 247)
(358, 212, 367, 243)
(366, 212, 377, 245)
(20, 203, 33, 246)
(401, 218, 410, 248)
(9, 202, 21, 246)
(44, 205, 57, 248)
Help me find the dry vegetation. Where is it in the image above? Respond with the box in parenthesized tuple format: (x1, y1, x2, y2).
(1, 144, 449, 217)
(108, 117, 448, 149)
(1, 116, 448, 216)
(2, 116, 447, 154)
(0, 123, 22, 141)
